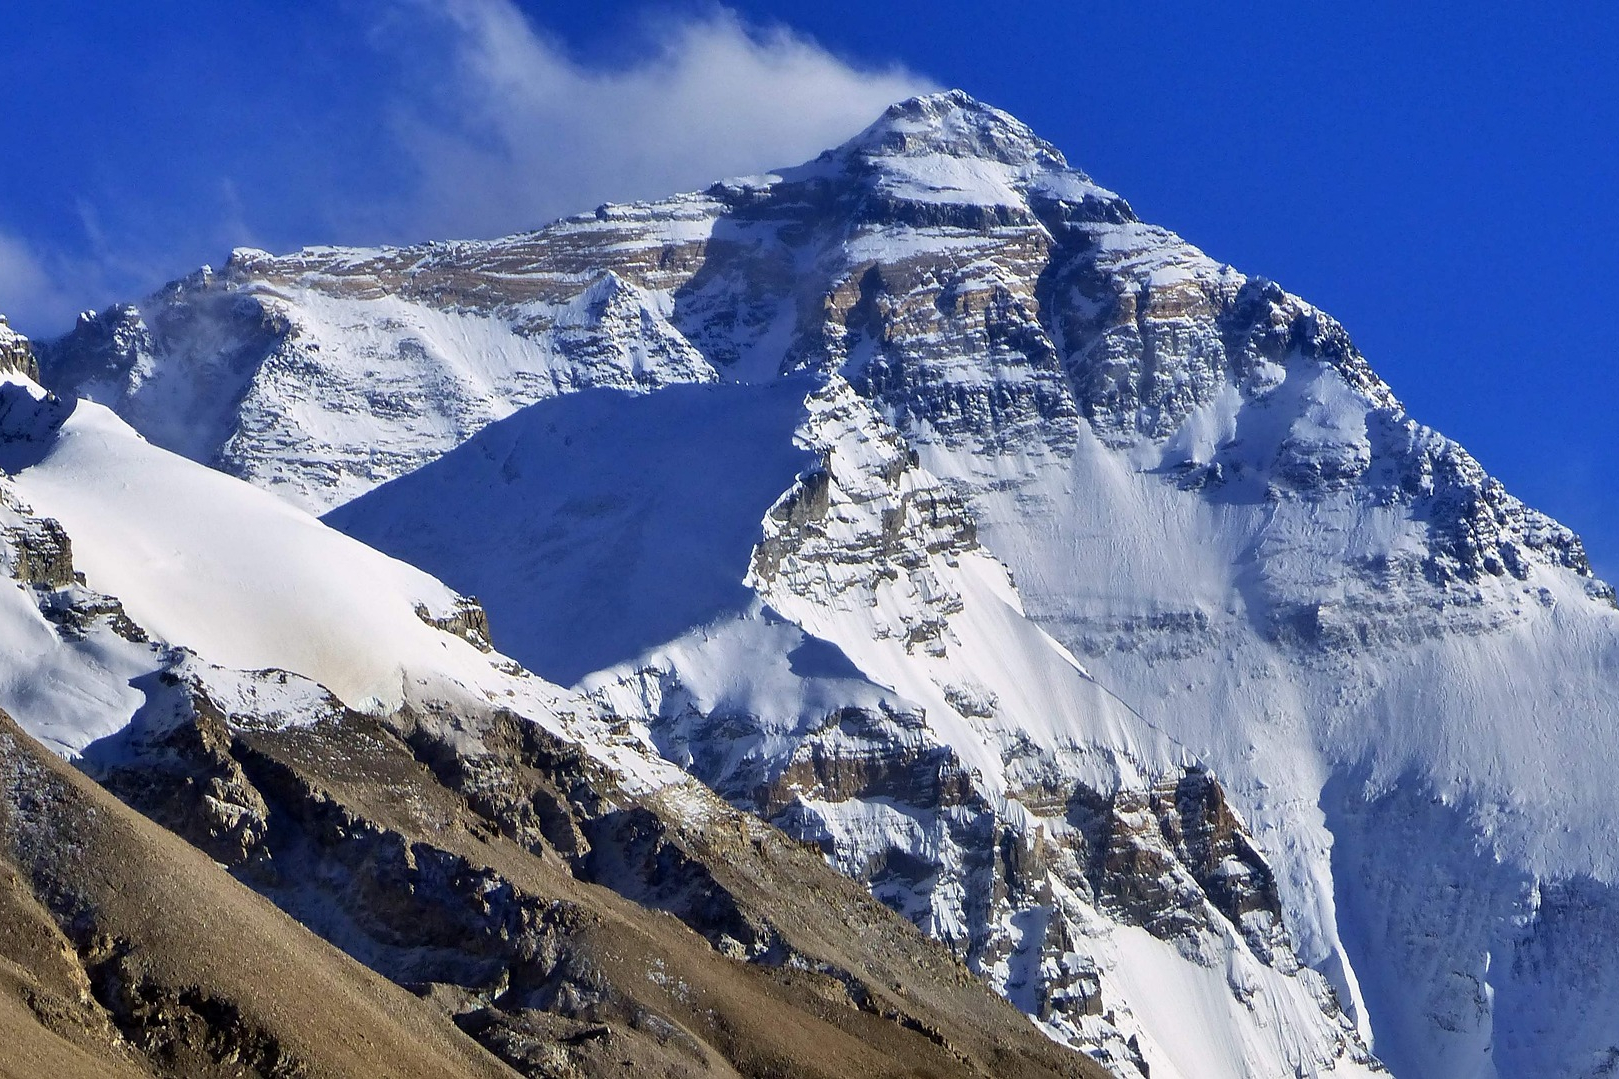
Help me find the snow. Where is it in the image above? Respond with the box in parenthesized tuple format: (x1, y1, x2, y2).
(9, 397, 475, 709)
(0, 569, 154, 756)
(0, 380, 682, 792)
(581, 602, 909, 758)
(327, 379, 817, 685)
(1107, 924, 1369, 1079)
(873, 153, 1034, 208)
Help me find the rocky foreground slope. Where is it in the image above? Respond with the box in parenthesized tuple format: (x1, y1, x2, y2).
(27, 91, 1619, 1078)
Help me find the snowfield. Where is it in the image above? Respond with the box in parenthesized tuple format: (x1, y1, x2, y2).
(0, 372, 682, 792)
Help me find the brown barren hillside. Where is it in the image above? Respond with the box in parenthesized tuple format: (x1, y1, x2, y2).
(1, 700, 1105, 1078)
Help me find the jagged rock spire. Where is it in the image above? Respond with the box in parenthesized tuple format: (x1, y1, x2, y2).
(0, 315, 39, 381)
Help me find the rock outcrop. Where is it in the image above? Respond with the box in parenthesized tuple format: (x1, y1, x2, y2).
(0, 317, 38, 381)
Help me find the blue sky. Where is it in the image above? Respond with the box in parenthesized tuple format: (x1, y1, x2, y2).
(4, 2, 1615, 576)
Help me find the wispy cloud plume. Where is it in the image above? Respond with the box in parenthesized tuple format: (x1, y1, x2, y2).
(0, 233, 81, 338)
(0, 204, 253, 338)
(375, 1, 933, 239)
(0, 2, 930, 335)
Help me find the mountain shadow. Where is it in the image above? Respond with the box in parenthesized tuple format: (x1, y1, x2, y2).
(325, 380, 815, 685)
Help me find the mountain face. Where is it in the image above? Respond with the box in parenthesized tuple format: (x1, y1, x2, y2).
(24, 89, 1619, 1078)
(0, 345, 1098, 1077)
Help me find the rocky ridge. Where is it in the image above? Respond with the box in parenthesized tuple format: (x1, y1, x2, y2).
(0, 317, 38, 381)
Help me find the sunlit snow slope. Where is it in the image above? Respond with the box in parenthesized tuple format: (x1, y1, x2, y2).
(0, 366, 676, 792)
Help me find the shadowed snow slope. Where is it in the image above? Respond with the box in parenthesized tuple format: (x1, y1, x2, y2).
(327, 380, 815, 685)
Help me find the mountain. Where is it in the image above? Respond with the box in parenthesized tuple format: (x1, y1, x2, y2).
(28, 90, 1619, 1078)
(0, 343, 1098, 1077)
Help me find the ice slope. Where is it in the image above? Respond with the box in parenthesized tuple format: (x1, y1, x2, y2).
(957, 421, 1619, 877)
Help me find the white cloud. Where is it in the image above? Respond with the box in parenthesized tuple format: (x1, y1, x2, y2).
(0, 4, 932, 335)
(0, 233, 80, 338)
(378, 1, 935, 240)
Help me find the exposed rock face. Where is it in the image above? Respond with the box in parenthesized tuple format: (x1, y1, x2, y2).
(0, 316, 38, 381)
(415, 597, 495, 653)
(80, 668, 1103, 1079)
(751, 378, 981, 660)
(0, 708, 518, 1079)
(4, 515, 75, 589)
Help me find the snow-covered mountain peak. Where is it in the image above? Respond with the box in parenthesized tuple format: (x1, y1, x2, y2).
(25, 92, 1619, 1079)
(837, 89, 1068, 170)
(809, 89, 1122, 215)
